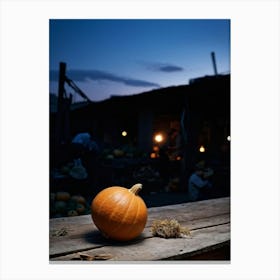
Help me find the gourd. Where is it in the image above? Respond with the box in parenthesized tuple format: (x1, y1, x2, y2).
(91, 183, 147, 241)
(70, 195, 86, 205)
(76, 203, 86, 214)
(54, 201, 67, 214)
(56, 192, 70, 201)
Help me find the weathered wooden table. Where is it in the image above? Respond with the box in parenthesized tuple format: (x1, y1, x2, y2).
(50, 197, 230, 261)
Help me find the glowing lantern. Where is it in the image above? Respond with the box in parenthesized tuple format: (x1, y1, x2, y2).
(199, 145, 205, 153)
(150, 152, 157, 159)
(122, 131, 127, 137)
(227, 136, 231, 141)
(154, 134, 163, 143)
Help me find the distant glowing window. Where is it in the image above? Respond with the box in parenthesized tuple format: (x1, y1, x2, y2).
(199, 145, 205, 153)
(122, 131, 127, 137)
(154, 134, 163, 143)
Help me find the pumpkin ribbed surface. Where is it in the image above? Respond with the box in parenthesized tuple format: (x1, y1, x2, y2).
(91, 184, 147, 241)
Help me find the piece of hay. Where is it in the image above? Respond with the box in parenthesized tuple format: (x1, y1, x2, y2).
(51, 227, 68, 237)
(151, 219, 191, 238)
(71, 252, 113, 261)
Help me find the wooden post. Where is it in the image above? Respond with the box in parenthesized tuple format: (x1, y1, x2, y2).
(211, 52, 218, 76)
(55, 62, 66, 147)
(58, 62, 66, 107)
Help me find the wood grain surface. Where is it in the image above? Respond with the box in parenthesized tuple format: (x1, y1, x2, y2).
(50, 197, 230, 261)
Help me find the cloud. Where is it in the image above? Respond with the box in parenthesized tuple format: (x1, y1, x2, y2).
(146, 63, 184, 73)
(49, 69, 160, 88)
(158, 65, 184, 72)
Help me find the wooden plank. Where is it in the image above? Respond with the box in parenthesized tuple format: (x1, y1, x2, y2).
(148, 197, 230, 213)
(50, 197, 229, 230)
(50, 213, 229, 257)
(50, 197, 230, 258)
(178, 242, 230, 260)
(50, 223, 230, 261)
(147, 197, 230, 224)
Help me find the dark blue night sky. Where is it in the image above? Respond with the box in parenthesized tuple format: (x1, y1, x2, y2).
(50, 19, 230, 102)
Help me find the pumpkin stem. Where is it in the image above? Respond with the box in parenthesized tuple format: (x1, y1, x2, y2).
(129, 183, 143, 195)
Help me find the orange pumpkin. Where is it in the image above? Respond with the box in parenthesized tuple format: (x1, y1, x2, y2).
(70, 195, 87, 205)
(56, 192, 71, 201)
(91, 183, 147, 241)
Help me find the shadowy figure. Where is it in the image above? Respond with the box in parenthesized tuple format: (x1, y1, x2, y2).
(188, 161, 214, 201)
(70, 132, 100, 194)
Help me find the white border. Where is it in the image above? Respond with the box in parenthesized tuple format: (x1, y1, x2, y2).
(1, 0, 279, 279)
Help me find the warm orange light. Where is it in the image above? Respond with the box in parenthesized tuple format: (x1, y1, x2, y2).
(153, 146, 159, 152)
(154, 134, 163, 143)
(199, 145, 205, 153)
(150, 152, 157, 159)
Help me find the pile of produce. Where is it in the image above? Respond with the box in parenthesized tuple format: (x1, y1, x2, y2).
(133, 165, 160, 183)
(50, 192, 91, 218)
(102, 146, 147, 160)
(60, 160, 88, 180)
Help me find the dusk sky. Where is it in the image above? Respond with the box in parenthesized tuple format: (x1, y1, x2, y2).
(49, 19, 230, 102)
